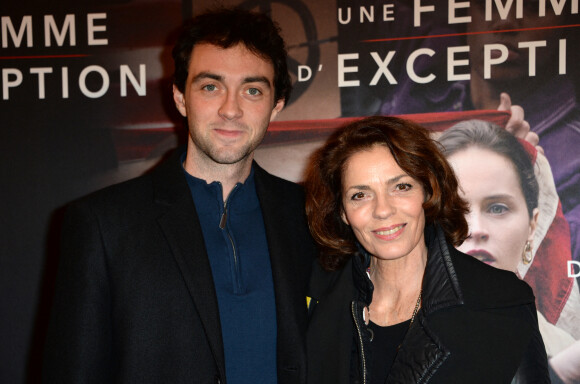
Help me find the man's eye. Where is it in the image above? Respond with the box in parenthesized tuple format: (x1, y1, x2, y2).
(203, 84, 217, 91)
(247, 88, 262, 96)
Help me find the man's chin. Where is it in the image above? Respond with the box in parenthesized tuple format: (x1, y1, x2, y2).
(209, 150, 253, 165)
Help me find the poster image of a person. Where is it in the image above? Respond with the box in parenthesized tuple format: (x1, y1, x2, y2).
(463, 3, 580, 266)
(361, 1, 580, 263)
(438, 120, 580, 383)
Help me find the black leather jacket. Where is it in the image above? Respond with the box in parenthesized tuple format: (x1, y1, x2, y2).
(307, 224, 550, 384)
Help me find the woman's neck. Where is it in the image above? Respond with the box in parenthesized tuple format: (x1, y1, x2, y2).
(368, 246, 427, 326)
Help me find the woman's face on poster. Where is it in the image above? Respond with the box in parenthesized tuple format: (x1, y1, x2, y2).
(447, 147, 537, 273)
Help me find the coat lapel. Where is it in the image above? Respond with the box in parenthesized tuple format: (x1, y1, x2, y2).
(387, 317, 450, 383)
(254, 163, 309, 382)
(152, 152, 226, 380)
(387, 225, 463, 383)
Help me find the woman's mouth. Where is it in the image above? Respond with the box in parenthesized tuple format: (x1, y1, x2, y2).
(373, 224, 405, 240)
(466, 249, 496, 265)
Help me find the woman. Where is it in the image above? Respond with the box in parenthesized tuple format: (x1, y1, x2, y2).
(438, 120, 580, 382)
(304, 116, 549, 383)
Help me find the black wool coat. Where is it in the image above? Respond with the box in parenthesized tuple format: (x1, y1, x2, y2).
(43, 150, 316, 384)
(307, 224, 550, 384)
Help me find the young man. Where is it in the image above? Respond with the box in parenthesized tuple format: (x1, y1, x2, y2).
(43, 9, 316, 384)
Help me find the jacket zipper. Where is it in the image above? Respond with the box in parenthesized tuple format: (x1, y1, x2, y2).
(219, 184, 240, 292)
(352, 301, 367, 384)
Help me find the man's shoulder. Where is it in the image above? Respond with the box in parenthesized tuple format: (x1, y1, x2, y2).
(253, 162, 305, 201)
(71, 151, 183, 212)
(254, 162, 302, 188)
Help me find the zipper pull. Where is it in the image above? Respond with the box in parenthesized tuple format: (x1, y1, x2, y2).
(219, 207, 227, 229)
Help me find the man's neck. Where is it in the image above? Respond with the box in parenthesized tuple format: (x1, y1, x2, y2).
(183, 150, 253, 201)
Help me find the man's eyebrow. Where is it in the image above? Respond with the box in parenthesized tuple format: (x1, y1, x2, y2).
(192, 72, 272, 87)
(192, 72, 222, 83)
(243, 76, 271, 88)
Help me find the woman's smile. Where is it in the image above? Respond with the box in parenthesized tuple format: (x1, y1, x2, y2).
(372, 224, 406, 239)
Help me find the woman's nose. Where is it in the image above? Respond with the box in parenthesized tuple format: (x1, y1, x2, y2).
(373, 195, 394, 219)
(466, 212, 489, 241)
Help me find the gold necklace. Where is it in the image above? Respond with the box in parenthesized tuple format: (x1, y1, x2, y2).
(365, 267, 423, 326)
(409, 289, 422, 326)
(364, 288, 423, 326)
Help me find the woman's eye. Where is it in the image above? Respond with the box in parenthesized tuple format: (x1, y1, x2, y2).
(488, 204, 508, 215)
(351, 192, 366, 200)
(395, 183, 412, 191)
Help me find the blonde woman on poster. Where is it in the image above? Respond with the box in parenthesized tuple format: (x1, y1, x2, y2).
(438, 120, 580, 383)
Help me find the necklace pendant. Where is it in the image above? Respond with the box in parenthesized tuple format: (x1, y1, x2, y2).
(363, 306, 370, 325)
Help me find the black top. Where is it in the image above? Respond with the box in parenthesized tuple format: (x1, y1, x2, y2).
(368, 320, 411, 384)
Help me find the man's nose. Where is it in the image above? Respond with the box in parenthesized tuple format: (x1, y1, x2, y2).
(218, 92, 243, 120)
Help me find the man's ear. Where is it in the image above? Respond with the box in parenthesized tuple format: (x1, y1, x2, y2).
(269, 98, 285, 122)
(173, 85, 187, 117)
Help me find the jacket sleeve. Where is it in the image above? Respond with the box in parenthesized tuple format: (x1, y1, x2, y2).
(511, 305, 551, 383)
(42, 201, 113, 383)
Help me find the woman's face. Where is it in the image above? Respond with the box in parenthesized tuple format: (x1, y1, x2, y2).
(341, 145, 426, 261)
(447, 147, 538, 272)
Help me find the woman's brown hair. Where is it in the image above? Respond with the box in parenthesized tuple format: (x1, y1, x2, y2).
(304, 116, 469, 271)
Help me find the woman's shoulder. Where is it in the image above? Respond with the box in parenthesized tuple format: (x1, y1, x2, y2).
(308, 258, 353, 301)
(449, 247, 535, 308)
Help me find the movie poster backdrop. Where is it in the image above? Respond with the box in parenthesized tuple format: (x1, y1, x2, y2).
(1, 0, 579, 382)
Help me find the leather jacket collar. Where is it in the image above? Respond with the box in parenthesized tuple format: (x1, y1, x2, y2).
(352, 224, 464, 314)
(350, 223, 464, 383)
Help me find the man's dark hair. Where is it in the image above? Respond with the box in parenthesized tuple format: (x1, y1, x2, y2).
(172, 8, 292, 104)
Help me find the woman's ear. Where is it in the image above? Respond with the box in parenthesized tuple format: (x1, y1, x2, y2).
(341, 210, 350, 226)
(528, 207, 540, 242)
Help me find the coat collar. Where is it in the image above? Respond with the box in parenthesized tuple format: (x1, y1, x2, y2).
(352, 224, 464, 313)
(151, 149, 227, 381)
(345, 223, 464, 383)
(350, 224, 463, 383)
(254, 163, 310, 382)
(420, 224, 464, 314)
(387, 224, 463, 383)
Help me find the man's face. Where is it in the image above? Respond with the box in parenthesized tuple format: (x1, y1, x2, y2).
(173, 43, 284, 166)
(467, 1, 561, 82)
